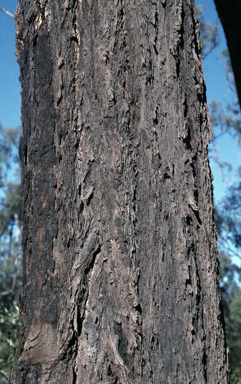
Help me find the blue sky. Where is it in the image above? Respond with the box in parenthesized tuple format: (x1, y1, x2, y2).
(0, 1, 240, 210)
(0, 0, 20, 129)
(197, 0, 241, 206)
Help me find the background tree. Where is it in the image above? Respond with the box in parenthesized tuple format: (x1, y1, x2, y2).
(0, 123, 22, 307)
(215, 183, 241, 384)
(197, 5, 241, 383)
(0, 123, 22, 382)
(196, 4, 220, 60)
(9, 0, 228, 383)
(213, 0, 241, 108)
(219, 252, 241, 384)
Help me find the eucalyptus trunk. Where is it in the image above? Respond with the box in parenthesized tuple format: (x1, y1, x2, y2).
(10, 0, 228, 382)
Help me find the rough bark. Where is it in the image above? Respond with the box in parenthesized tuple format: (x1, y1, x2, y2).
(11, 0, 228, 383)
(214, 0, 241, 108)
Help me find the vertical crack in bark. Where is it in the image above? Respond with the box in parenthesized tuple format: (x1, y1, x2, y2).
(77, 242, 101, 335)
(120, 0, 133, 136)
(72, 0, 80, 107)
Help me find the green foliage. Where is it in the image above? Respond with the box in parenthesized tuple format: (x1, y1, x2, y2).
(215, 183, 241, 256)
(196, 5, 220, 59)
(221, 48, 236, 94)
(219, 253, 241, 384)
(0, 180, 22, 233)
(0, 305, 20, 379)
(0, 124, 21, 189)
(0, 123, 22, 381)
(197, 4, 241, 382)
(0, 304, 20, 380)
(210, 100, 241, 146)
(0, 123, 22, 310)
(216, 164, 241, 384)
(197, 5, 241, 143)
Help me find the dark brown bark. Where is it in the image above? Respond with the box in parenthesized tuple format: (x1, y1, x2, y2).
(214, 0, 241, 108)
(11, 0, 228, 382)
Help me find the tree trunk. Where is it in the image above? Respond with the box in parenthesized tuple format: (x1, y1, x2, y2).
(214, 0, 241, 108)
(11, 0, 229, 382)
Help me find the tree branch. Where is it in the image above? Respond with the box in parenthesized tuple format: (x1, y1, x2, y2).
(0, 250, 19, 297)
(0, 6, 15, 18)
(0, 273, 17, 297)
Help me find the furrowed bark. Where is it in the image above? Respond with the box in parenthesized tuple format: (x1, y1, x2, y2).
(10, 0, 228, 383)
